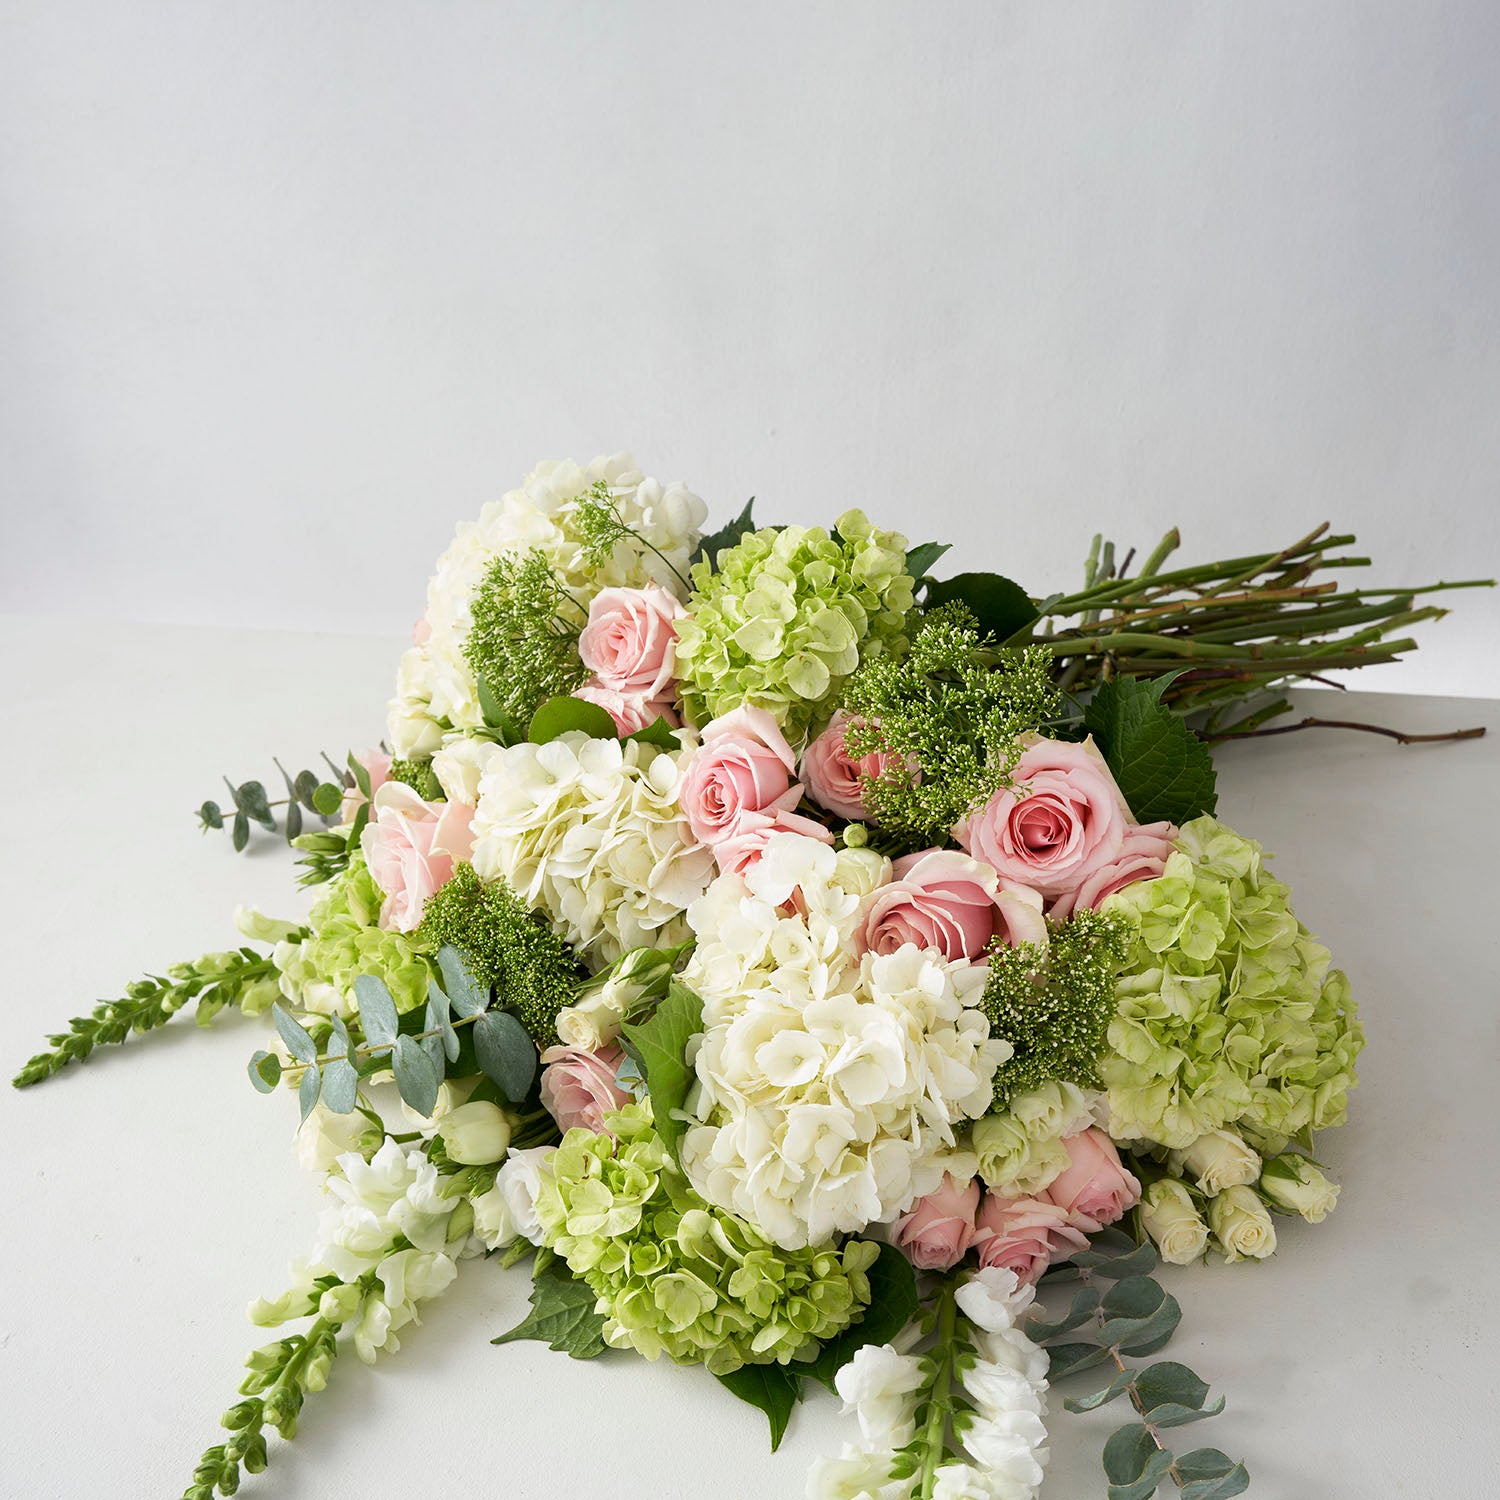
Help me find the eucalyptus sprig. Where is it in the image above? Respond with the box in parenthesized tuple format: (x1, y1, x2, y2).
(12, 944, 297, 1088)
(1036, 1228, 1250, 1498)
(199, 755, 348, 853)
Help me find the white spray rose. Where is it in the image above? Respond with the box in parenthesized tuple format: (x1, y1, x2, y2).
(1259, 1155, 1340, 1223)
(1208, 1184, 1278, 1262)
(1171, 1128, 1262, 1194)
(1139, 1178, 1210, 1265)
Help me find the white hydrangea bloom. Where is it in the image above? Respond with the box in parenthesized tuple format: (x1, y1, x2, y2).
(469, 732, 715, 969)
(388, 453, 707, 755)
(680, 834, 1011, 1250)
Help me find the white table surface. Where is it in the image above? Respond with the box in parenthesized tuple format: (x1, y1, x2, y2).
(1, 614, 1496, 1500)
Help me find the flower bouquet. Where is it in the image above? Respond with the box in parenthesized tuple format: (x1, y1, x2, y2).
(16, 455, 1491, 1500)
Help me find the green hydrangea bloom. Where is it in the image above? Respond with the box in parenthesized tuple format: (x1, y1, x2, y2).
(674, 509, 915, 741)
(1101, 816, 1364, 1153)
(535, 1102, 879, 1375)
(274, 854, 435, 1017)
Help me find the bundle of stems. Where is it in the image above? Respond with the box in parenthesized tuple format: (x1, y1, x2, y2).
(1026, 524, 1492, 743)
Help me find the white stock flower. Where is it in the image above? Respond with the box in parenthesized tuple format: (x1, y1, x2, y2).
(470, 732, 714, 969)
(295, 1103, 372, 1175)
(805, 1449, 915, 1500)
(834, 1344, 928, 1450)
(954, 1266, 1037, 1331)
(388, 454, 706, 753)
(680, 857, 1009, 1250)
(313, 1140, 460, 1280)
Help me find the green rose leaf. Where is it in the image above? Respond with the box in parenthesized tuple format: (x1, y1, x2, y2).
(620, 979, 703, 1158)
(1175, 1448, 1250, 1499)
(492, 1259, 608, 1359)
(473, 1010, 537, 1102)
(1102, 1424, 1175, 1500)
(904, 540, 951, 579)
(690, 496, 756, 570)
(320, 1056, 359, 1114)
(392, 1033, 440, 1117)
(1083, 674, 1218, 824)
(247, 1050, 282, 1094)
(803, 1242, 919, 1392)
(625, 715, 680, 751)
(1097, 1276, 1182, 1356)
(271, 1003, 317, 1064)
(716, 1363, 802, 1452)
(923, 571, 1039, 643)
(352, 974, 400, 1048)
(527, 694, 620, 745)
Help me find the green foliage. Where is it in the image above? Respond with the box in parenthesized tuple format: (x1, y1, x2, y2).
(923, 570, 1039, 643)
(1084, 675, 1219, 824)
(717, 1363, 803, 1451)
(13, 946, 288, 1088)
(1034, 1227, 1249, 1500)
(472, 1010, 538, 1103)
(198, 758, 345, 853)
(493, 1258, 609, 1358)
(528, 693, 618, 744)
(462, 549, 590, 737)
(982, 907, 1133, 1108)
(802, 1242, 919, 1393)
(618, 978, 703, 1160)
(842, 607, 1058, 844)
(675, 507, 915, 741)
(904, 540, 951, 579)
(416, 864, 584, 1048)
(690, 495, 757, 570)
(386, 758, 442, 799)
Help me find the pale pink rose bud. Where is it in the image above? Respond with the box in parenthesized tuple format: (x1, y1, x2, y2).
(893, 1173, 982, 1270)
(538, 1043, 631, 1135)
(358, 782, 458, 932)
(577, 584, 684, 700)
(679, 706, 806, 847)
(1050, 822, 1177, 921)
(956, 735, 1131, 905)
(801, 710, 905, 821)
(573, 680, 680, 737)
(974, 1194, 1091, 1286)
(858, 850, 1045, 963)
(1042, 1128, 1142, 1230)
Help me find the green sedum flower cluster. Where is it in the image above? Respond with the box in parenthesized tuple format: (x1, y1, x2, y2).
(674, 509, 915, 741)
(535, 1102, 880, 1375)
(1101, 816, 1364, 1153)
(274, 854, 435, 1017)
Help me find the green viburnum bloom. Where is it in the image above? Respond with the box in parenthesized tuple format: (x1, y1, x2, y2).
(674, 509, 915, 741)
(274, 854, 435, 1017)
(534, 1101, 879, 1375)
(1101, 816, 1364, 1153)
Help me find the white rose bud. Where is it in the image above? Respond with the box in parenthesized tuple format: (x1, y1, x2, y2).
(1208, 1184, 1278, 1263)
(555, 989, 628, 1051)
(436, 1101, 512, 1165)
(1258, 1156, 1340, 1224)
(831, 846, 892, 898)
(1171, 1128, 1262, 1194)
(1139, 1178, 1210, 1265)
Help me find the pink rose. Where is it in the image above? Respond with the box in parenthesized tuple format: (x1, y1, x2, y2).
(713, 808, 834, 877)
(1042, 1128, 1141, 1230)
(1049, 822, 1177, 921)
(858, 849, 1047, 963)
(539, 1043, 630, 1135)
(358, 782, 460, 932)
(573, 680, 680, 737)
(679, 706, 805, 848)
(956, 735, 1130, 904)
(893, 1173, 982, 1270)
(974, 1194, 1091, 1286)
(801, 711, 904, 821)
(578, 584, 683, 700)
(340, 747, 392, 823)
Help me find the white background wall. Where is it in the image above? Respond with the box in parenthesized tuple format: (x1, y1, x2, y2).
(2, 1, 1497, 696)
